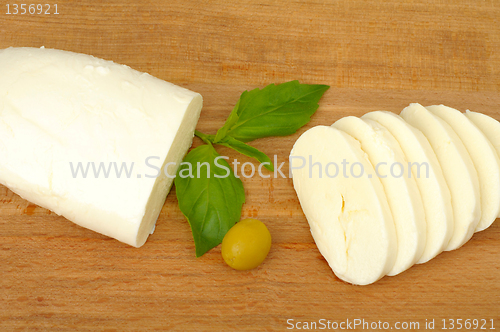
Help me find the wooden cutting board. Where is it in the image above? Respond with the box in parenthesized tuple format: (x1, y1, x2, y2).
(1, 1, 499, 331)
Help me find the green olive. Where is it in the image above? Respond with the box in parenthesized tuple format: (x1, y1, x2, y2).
(221, 218, 272, 270)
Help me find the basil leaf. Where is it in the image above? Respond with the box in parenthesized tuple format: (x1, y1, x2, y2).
(217, 136, 274, 171)
(175, 144, 245, 257)
(218, 80, 329, 142)
(214, 98, 242, 143)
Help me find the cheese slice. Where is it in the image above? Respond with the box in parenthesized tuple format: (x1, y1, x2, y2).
(464, 110, 500, 218)
(333, 117, 426, 276)
(363, 111, 453, 263)
(466, 111, 500, 155)
(290, 125, 397, 285)
(401, 103, 480, 250)
(0, 47, 203, 247)
(427, 105, 500, 232)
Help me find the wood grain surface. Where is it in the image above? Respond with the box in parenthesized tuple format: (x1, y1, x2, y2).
(1, 1, 499, 331)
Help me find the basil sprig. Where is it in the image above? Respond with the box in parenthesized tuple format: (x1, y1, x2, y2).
(175, 80, 329, 257)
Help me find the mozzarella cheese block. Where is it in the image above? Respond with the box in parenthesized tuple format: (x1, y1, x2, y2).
(333, 117, 426, 276)
(290, 126, 397, 285)
(464, 110, 500, 218)
(363, 111, 453, 263)
(401, 104, 480, 250)
(427, 105, 500, 232)
(0, 47, 203, 247)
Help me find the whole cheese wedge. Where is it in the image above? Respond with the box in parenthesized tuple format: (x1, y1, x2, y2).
(0, 47, 203, 247)
(290, 126, 397, 285)
(401, 104, 480, 250)
(333, 117, 426, 276)
(427, 105, 500, 232)
(363, 111, 453, 263)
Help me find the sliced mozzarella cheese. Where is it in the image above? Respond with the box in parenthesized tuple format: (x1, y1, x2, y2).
(0, 47, 203, 247)
(333, 117, 426, 276)
(401, 104, 480, 250)
(427, 105, 500, 232)
(464, 110, 500, 218)
(466, 111, 500, 155)
(290, 125, 397, 285)
(362, 111, 453, 263)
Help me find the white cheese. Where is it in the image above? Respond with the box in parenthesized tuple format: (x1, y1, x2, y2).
(464, 110, 500, 218)
(290, 125, 397, 285)
(363, 111, 453, 263)
(0, 47, 203, 247)
(401, 104, 480, 250)
(427, 105, 500, 232)
(333, 117, 426, 276)
(465, 111, 500, 155)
